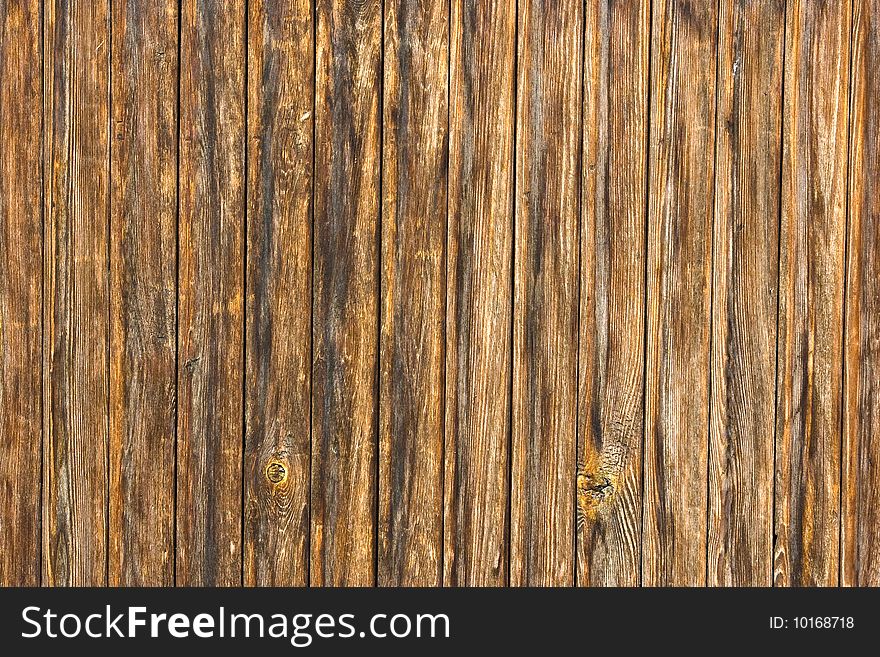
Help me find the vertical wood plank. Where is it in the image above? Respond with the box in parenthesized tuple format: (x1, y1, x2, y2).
(43, 0, 110, 586)
(510, 0, 581, 587)
(312, 0, 382, 587)
(379, 0, 448, 586)
(775, 0, 850, 588)
(643, 0, 718, 586)
(244, 0, 313, 587)
(842, 0, 878, 588)
(577, 0, 650, 587)
(444, 0, 516, 587)
(177, 0, 246, 587)
(0, 0, 43, 586)
(109, 0, 178, 586)
(707, 0, 784, 587)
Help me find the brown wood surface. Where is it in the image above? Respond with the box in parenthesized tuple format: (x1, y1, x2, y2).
(708, 0, 784, 587)
(774, 0, 850, 588)
(444, 0, 516, 587)
(3, 0, 880, 588)
(109, 0, 178, 586)
(244, 0, 313, 587)
(577, 0, 649, 587)
(311, 0, 382, 587)
(643, 0, 719, 587)
(43, 0, 110, 586)
(176, 0, 246, 587)
(510, 0, 581, 587)
(0, 0, 43, 587)
(842, 0, 880, 588)
(379, 0, 447, 587)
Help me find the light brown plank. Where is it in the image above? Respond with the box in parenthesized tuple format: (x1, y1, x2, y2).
(177, 0, 246, 587)
(0, 0, 43, 586)
(244, 0, 313, 587)
(444, 0, 516, 587)
(707, 0, 784, 587)
(511, 0, 581, 587)
(379, 0, 447, 586)
(842, 0, 879, 588)
(577, 0, 650, 587)
(109, 0, 178, 586)
(774, 0, 850, 588)
(311, 0, 382, 587)
(43, 0, 110, 586)
(643, 0, 718, 586)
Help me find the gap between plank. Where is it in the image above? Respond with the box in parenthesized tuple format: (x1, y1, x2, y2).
(638, 0, 655, 589)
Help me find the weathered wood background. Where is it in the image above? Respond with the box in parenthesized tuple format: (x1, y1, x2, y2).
(0, 0, 877, 587)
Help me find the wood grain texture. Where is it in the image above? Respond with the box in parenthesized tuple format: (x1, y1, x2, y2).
(774, 0, 850, 588)
(511, 0, 581, 587)
(177, 0, 245, 587)
(312, 0, 382, 587)
(43, 0, 110, 586)
(5, 0, 880, 589)
(0, 0, 43, 586)
(842, 0, 878, 588)
(578, 0, 649, 587)
(379, 0, 447, 587)
(109, 0, 178, 586)
(244, 0, 313, 587)
(444, 0, 515, 587)
(643, 0, 718, 587)
(708, 0, 784, 587)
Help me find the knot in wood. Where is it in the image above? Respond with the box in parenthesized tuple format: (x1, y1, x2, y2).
(266, 461, 287, 484)
(577, 470, 616, 523)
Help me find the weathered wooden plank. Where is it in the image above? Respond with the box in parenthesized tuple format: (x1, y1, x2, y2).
(43, 0, 110, 586)
(511, 0, 581, 587)
(244, 0, 313, 588)
(643, 0, 718, 586)
(444, 0, 516, 587)
(177, 0, 246, 587)
(577, 0, 649, 587)
(774, 0, 850, 588)
(379, 0, 447, 587)
(707, 0, 784, 587)
(109, 0, 178, 586)
(312, 0, 382, 587)
(842, 0, 879, 588)
(6, 0, 874, 591)
(0, 0, 43, 586)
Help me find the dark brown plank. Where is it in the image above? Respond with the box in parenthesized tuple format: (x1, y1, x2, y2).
(842, 0, 879, 588)
(577, 0, 649, 587)
(510, 0, 581, 587)
(43, 0, 110, 586)
(0, 0, 43, 586)
(311, 0, 382, 587)
(177, 0, 246, 587)
(379, 0, 447, 586)
(643, 0, 718, 586)
(243, 0, 313, 587)
(109, 0, 178, 586)
(707, 0, 784, 587)
(774, 0, 850, 587)
(444, 0, 516, 587)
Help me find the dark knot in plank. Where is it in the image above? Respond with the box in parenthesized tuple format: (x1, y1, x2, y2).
(265, 461, 287, 484)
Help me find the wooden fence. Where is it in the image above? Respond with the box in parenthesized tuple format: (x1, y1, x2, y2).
(0, 0, 877, 587)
